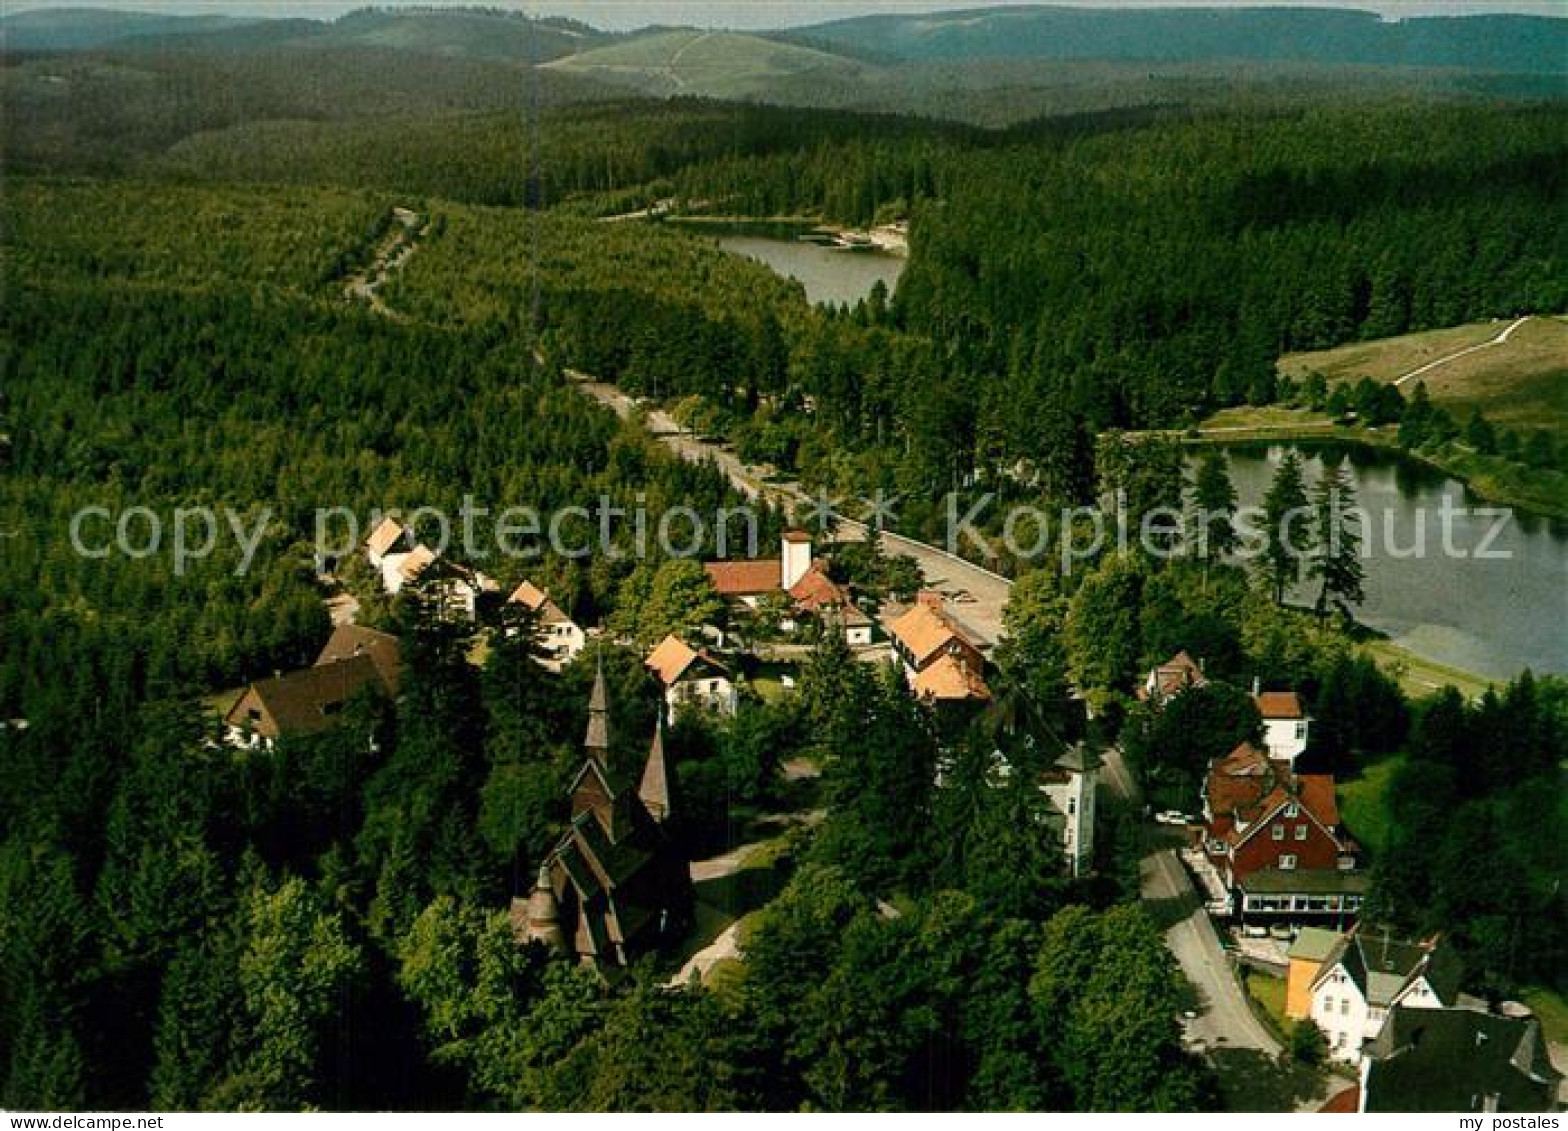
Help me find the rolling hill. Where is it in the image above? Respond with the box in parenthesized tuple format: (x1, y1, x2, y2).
(0, 6, 266, 51)
(541, 29, 869, 101)
(795, 6, 1568, 74)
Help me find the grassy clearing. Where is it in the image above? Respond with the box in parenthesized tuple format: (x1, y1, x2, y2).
(1336, 754, 1406, 857)
(202, 687, 243, 720)
(1520, 986, 1568, 1046)
(1244, 969, 1294, 1038)
(1361, 639, 1494, 702)
(1280, 315, 1568, 436)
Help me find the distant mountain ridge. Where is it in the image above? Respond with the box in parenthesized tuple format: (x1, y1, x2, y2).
(795, 6, 1568, 74)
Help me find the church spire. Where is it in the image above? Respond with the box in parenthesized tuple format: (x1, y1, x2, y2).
(584, 656, 610, 762)
(639, 712, 673, 824)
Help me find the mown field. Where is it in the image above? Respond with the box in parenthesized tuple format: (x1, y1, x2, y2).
(1280, 315, 1568, 436)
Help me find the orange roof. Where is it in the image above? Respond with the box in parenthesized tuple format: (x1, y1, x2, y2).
(1255, 690, 1306, 720)
(704, 559, 782, 597)
(888, 600, 973, 668)
(398, 544, 436, 581)
(912, 654, 991, 702)
(788, 561, 851, 611)
(1297, 773, 1340, 828)
(645, 635, 698, 686)
(509, 580, 572, 625)
(1207, 741, 1278, 822)
(365, 516, 407, 558)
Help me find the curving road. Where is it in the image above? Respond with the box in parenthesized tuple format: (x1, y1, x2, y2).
(571, 374, 1013, 645)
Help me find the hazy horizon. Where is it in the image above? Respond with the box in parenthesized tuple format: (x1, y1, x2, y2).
(6, 0, 1566, 31)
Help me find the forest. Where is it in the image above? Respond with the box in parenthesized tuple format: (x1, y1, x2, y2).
(3, 33, 1566, 1110)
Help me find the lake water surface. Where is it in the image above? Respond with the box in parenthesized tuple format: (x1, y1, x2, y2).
(1215, 443, 1568, 680)
(717, 235, 905, 307)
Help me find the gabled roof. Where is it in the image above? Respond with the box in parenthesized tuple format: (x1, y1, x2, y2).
(1363, 1005, 1561, 1113)
(704, 558, 783, 597)
(1256, 690, 1307, 720)
(396, 544, 437, 581)
(507, 579, 573, 625)
(912, 653, 992, 702)
(364, 516, 409, 558)
(314, 625, 400, 694)
(224, 653, 386, 739)
(1289, 926, 1345, 964)
(644, 635, 727, 687)
(787, 560, 850, 611)
(1140, 649, 1206, 700)
(888, 599, 975, 669)
(1311, 930, 1452, 1007)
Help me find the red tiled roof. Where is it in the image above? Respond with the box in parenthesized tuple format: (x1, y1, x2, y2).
(704, 559, 782, 597)
(1255, 690, 1306, 720)
(1139, 649, 1207, 700)
(644, 635, 727, 686)
(1297, 773, 1340, 828)
(1319, 1085, 1359, 1113)
(912, 654, 992, 702)
(788, 561, 850, 611)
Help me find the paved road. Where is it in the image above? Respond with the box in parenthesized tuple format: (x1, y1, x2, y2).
(572, 375, 1013, 645)
(1143, 847, 1279, 1058)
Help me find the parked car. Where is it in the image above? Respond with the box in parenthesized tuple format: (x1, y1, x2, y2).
(1269, 923, 1296, 941)
(1242, 924, 1269, 939)
(1155, 810, 1191, 826)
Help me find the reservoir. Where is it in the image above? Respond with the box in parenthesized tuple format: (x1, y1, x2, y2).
(716, 235, 905, 308)
(1215, 442, 1568, 680)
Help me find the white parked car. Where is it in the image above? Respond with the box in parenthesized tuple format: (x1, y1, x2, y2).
(1155, 810, 1192, 826)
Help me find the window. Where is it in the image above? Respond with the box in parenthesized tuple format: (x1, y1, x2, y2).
(1272, 824, 1285, 841)
(1341, 998, 1350, 1016)
(1286, 802, 1299, 818)
(1324, 996, 1335, 1014)
(1295, 722, 1307, 739)
(1280, 853, 1297, 870)
(1296, 825, 1309, 841)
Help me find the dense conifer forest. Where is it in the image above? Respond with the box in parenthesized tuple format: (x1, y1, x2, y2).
(2, 13, 1566, 1110)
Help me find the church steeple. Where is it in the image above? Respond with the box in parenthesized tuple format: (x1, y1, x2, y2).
(584, 657, 610, 763)
(639, 713, 673, 824)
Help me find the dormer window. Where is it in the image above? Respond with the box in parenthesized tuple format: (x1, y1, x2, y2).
(1286, 802, 1299, 818)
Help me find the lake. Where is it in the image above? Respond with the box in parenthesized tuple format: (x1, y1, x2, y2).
(716, 235, 905, 307)
(1214, 442, 1568, 680)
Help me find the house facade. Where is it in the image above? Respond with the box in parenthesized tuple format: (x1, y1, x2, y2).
(507, 580, 586, 671)
(704, 530, 872, 646)
(224, 625, 400, 748)
(1255, 688, 1310, 767)
(645, 634, 738, 719)
(1201, 741, 1363, 922)
(886, 592, 990, 704)
(1039, 744, 1100, 877)
(1305, 929, 1463, 1062)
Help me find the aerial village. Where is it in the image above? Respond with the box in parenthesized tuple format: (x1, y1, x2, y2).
(218, 515, 1565, 1114)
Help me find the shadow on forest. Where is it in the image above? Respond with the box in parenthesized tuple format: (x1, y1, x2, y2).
(1206, 1047, 1328, 1113)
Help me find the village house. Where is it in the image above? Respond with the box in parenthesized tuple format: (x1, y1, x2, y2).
(223, 625, 400, 748)
(1358, 1003, 1562, 1112)
(507, 580, 586, 671)
(512, 667, 691, 968)
(1255, 685, 1311, 767)
(1200, 740, 1364, 923)
(704, 530, 873, 645)
(645, 634, 739, 719)
(886, 592, 991, 704)
(362, 517, 496, 619)
(1138, 649, 1206, 703)
(1039, 743, 1100, 878)
(1290, 927, 1466, 1062)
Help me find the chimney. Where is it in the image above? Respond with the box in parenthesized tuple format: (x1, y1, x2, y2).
(1252, 675, 1261, 696)
(781, 529, 812, 590)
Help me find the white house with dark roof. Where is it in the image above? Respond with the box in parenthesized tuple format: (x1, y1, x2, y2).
(1039, 743, 1100, 877)
(1308, 928, 1466, 1062)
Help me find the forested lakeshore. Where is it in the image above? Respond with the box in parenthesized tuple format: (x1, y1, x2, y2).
(3, 71, 1568, 1112)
